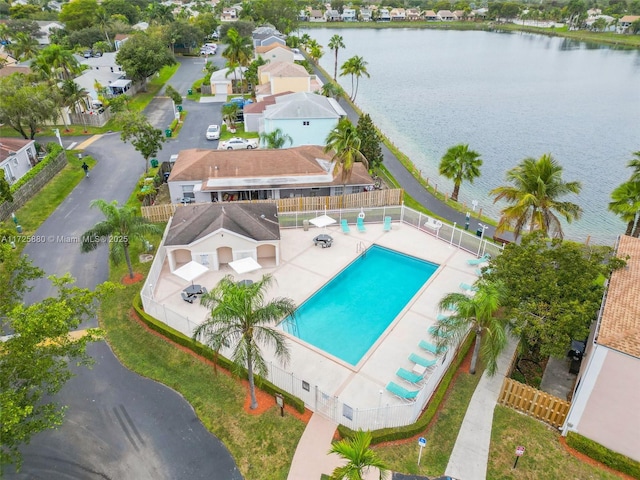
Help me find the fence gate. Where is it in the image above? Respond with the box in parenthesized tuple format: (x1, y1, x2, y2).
(498, 378, 571, 428)
(315, 386, 338, 422)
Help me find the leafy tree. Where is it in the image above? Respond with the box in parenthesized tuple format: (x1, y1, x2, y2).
(165, 19, 203, 53)
(490, 154, 582, 240)
(222, 102, 239, 130)
(0, 74, 58, 139)
(320, 82, 345, 102)
(609, 152, 640, 237)
(194, 274, 296, 410)
(219, 20, 255, 39)
(32, 44, 81, 82)
(328, 430, 389, 480)
(118, 110, 165, 172)
(260, 128, 293, 149)
(438, 144, 483, 202)
(324, 118, 368, 184)
(165, 84, 182, 105)
(0, 170, 13, 203)
(116, 33, 175, 89)
(250, 0, 301, 34)
(102, 0, 140, 25)
(5, 19, 42, 39)
(245, 56, 267, 98)
(66, 26, 107, 49)
(80, 199, 162, 279)
(308, 39, 324, 63)
(435, 281, 507, 375)
(356, 114, 383, 170)
(59, 0, 99, 31)
(193, 12, 219, 38)
(0, 254, 114, 469)
(484, 232, 625, 358)
(340, 55, 370, 102)
(328, 34, 345, 81)
(5, 32, 39, 60)
(8, 3, 40, 19)
(145, 2, 174, 24)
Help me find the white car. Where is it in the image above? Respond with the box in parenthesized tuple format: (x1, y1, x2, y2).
(205, 124, 220, 140)
(219, 137, 258, 150)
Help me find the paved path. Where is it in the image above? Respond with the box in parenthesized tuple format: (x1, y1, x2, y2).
(444, 336, 519, 480)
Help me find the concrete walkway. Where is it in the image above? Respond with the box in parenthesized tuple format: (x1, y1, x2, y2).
(444, 336, 519, 480)
(288, 414, 341, 480)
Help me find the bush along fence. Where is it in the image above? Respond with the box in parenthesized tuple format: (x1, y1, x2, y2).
(566, 431, 640, 479)
(0, 144, 66, 221)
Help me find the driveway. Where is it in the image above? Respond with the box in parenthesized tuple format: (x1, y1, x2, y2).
(6, 62, 243, 479)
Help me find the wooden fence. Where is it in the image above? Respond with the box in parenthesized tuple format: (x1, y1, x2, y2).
(141, 189, 404, 223)
(498, 378, 570, 428)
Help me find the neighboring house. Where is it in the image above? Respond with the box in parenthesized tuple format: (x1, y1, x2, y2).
(132, 22, 149, 31)
(406, 8, 422, 21)
(78, 52, 124, 74)
(167, 145, 374, 203)
(342, 8, 357, 22)
(255, 44, 295, 65)
(252, 32, 286, 48)
(48, 1, 63, 12)
(424, 10, 439, 21)
(162, 203, 281, 274)
(75, 52, 132, 97)
(0, 138, 38, 186)
(243, 91, 293, 132)
(114, 34, 130, 51)
(0, 50, 17, 67)
(378, 8, 391, 21)
(587, 8, 602, 18)
(325, 9, 341, 22)
(255, 61, 320, 101)
(309, 9, 326, 22)
(618, 15, 640, 32)
(390, 8, 406, 21)
(247, 91, 347, 146)
(562, 235, 640, 463)
(209, 66, 246, 101)
(35, 20, 63, 45)
(360, 8, 372, 21)
(453, 10, 467, 20)
(221, 7, 238, 22)
(437, 10, 455, 21)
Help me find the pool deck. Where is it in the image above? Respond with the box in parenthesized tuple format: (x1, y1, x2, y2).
(151, 220, 479, 411)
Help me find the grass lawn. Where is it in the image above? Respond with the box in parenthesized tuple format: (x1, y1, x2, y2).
(374, 371, 482, 477)
(488, 406, 621, 479)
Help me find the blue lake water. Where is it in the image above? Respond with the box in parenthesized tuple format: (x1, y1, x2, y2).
(304, 28, 640, 245)
(281, 245, 438, 365)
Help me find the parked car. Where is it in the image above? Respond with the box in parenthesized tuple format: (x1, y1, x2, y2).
(219, 137, 258, 150)
(205, 124, 220, 140)
(83, 50, 92, 58)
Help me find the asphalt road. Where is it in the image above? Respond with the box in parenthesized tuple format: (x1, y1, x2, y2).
(6, 58, 242, 480)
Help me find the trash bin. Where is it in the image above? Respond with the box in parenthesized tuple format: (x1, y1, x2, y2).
(165, 129, 172, 138)
(187, 89, 193, 95)
(303, 220, 309, 231)
(177, 105, 183, 112)
(150, 158, 159, 168)
(16, 225, 22, 233)
(476, 227, 483, 237)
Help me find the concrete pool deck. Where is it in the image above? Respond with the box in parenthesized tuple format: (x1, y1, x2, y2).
(150, 220, 479, 415)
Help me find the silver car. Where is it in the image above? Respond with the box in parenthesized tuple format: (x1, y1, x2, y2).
(205, 124, 220, 140)
(219, 137, 258, 150)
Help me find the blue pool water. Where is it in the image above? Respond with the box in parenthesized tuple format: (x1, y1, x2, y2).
(282, 245, 439, 365)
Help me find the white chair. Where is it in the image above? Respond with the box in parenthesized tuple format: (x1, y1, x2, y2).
(424, 216, 443, 234)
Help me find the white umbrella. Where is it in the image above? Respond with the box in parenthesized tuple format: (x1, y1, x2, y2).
(309, 214, 336, 229)
(229, 257, 262, 274)
(173, 261, 209, 283)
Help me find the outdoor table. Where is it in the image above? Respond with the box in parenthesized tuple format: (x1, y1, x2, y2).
(183, 284, 203, 296)
(412, 363, 427, 375)
(313, 234, 333, 248)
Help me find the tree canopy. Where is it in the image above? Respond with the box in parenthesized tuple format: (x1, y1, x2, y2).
(115, 33, 175, 85)
(118, 111, 165, 172)
(0, 74, 58, 139)
(439, 144, 483, 202)
(59, 0, 100, 31)
(356, 114, 383, 170)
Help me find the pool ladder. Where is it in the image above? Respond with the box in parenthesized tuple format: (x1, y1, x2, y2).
(356, 241, 366, 256)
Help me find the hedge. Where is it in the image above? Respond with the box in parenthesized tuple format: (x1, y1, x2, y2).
(9, 143, 63, 193)
(337, 332, 475, 444)
(566, 431, 640, 478)
(132, 295, 306, 413)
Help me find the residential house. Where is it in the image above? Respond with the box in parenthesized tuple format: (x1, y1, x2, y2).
(255, 44, 295, 64)
(424, 10, 439, 21)
(221, 7, 239, 22)
(390, 8, 406, 21)
(0, 138, 38, 186)
(162, 203, 281, 274)
(167, 145, 374, 203)
(618, 15, 640, 32)
(245, 91, 346, 146)
(453, 10, 467, 20)
(406, 8, 422, 21)
(243, 91, 293, 132)
(298, 10, 309, 22)
(309, 9, 326, 22)
(437, 10, 455, 21)
(75, 52, 132, 98)
(342, 8, 357, 22)
(209, 66, 247, 101)
(378, 8, 391, 22)
(35, 20, 63, 45)
(0, 64, 31, 78)
(114, 34, 130, 51)
(360, 8, 372, 21)
(325, 9, 341, 22)
(255, 61, 321, 101)
(48, 1, 63, 12)
(252, 26, 286, 48)
(587, 8, 602, 18)
(562, 235, 640, 463)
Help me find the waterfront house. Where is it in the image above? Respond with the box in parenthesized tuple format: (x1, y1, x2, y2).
(360, 8, 372, 21)
(390, 8, 406, 21)
(437, 10, 455, 21)
(378, 8, 391, 21)
(406, 8, 422, 21)
(221, 7, 238, 22)
(167, 146, 374, 203)
(252, 26, 286, 48)
(325, 9, 341, 22)
(309, 9, 325, 22)
(0, 138, 38, 186)
(342, 8, 357, 22)
(255, 44, 295, 64)
(255, 62, 321, 101)
(424, 10, 439, 21)
(562, 235, 640, 463)
(618, 15, 640, 33)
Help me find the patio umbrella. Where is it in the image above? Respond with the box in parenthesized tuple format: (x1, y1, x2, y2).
(229, 257, 262, 275)
(173, 260, 209, 285)
(309, 214, 336, 229)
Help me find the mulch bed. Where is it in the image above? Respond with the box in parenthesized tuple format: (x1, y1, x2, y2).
(122, 272, 144, 285)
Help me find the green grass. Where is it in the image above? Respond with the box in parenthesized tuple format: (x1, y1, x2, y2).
(374, 371, 482, 477)
(127, 63, 181, 113)
(487, 406, 622, 479)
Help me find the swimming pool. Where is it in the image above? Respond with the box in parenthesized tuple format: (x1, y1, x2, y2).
(281, 245, 439, 366)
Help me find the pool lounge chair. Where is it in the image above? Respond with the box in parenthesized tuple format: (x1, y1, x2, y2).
(386, 381, 419, 401)
(419, 339, 447, 355)
(460, 282, 478, 293)
(467, 253, 491, 266)
(383, 216, 392, 232)
(341, 219, 351, 233)
(357, 217, 366, 232)
(435, 313, 450, 322)
(428, 325, 452, 338)
(409, 352, 437, 368)
(396, 367, 426, 385)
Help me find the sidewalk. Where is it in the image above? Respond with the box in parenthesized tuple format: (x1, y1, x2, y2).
(287, 414, 342, 480)
(444, 336, 519, 480)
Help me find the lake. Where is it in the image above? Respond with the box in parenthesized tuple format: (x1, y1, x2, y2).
(303, 28, 640, 245)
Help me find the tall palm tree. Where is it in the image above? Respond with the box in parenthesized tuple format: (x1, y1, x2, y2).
(320, 82, 345, 102)
(194, 274, 296, 410)
(434, 281, 507, 375)
(340, 56, 370, 102)
(60, 79, 90, 131)
(438, 144, 483, 202)
(608, 181, 640, 237)
(33, 45, 80, 82)
(221, 102, 239, 130)
(328, 430, 389, 480)
(308, 40, 323, 63)
(490, 154, 582, 240)
(324, 118, 368, 185)
(260, 128, 293, 149)
(328, 34, 345, 81)
(6, 32, 39, 61)
(628, 151, 640, 181)
(222, 28, 253, 95)
(80, 200, 162, 279)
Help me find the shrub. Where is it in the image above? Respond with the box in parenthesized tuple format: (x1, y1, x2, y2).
(10, 143, 64, 193)
(566, 432, 640, 478)
(132, 295, 306, 413)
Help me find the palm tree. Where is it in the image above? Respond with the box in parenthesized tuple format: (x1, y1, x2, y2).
(33, 45, 80, 82)
(194, 274, 296, 410)
(324, 118, 368, 185)
(61, 79, 90, 131)
(628, 151, 640, 181)
(328, 34, 345, 81)
(221, 102, 239, 131)
(438, 144, 483, 202)
(222, 28, 253, 94)
(260, 128, 293, 149)
(320, 82, 345, 102)
(328, 430, 389, 480)
(608, 181, 640, 237)
(80, 200, 162, 279)
(6, 32, 39, 61)
(308, 41, 323, 63)
(490, 154, 582, 240)
(434, 281, 507, 375)
(340, 56, 370, 102)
